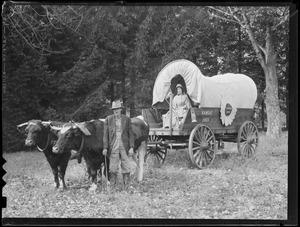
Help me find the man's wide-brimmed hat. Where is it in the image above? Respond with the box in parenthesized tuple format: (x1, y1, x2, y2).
(111, 100, 124, 110)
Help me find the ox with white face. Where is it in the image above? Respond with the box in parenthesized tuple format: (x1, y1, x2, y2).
(16, 120, 71, 190)
(17, 120, 52, 149)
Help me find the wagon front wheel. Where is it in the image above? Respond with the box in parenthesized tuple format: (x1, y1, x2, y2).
(237, 121, 259, 158)
(188, 124, 216, 169)
(146, 135, 167, 164)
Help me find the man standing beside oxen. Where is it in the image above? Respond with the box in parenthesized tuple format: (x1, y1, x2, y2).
(103, 100, 135, 192)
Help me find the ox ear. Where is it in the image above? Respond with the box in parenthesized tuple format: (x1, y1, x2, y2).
(17, 122, 29, 133)
(74, 123, 91, 136)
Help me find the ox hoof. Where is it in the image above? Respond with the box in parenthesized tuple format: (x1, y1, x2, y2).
(58, 186, 67, 192)
(89, 183, 97, 192)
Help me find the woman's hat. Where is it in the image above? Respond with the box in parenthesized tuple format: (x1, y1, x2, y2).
(111, 100, 124, 110)
(176, 84, 183, 89)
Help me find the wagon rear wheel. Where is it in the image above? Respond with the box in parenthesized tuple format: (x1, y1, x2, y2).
(237, 121, 259, 158)
(188, 124, 216, 169)
(146, 135, 167, 164)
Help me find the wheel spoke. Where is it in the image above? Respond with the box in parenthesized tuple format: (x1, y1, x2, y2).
(240, 141, 247, 148)
(155, 151, 164, 160)
(192, 146, 201, 151)
(249, 144, 255, 155)
(156, 153, 161, 162)
(193, 140, 201, 147)
(202, 151, 207, 167)
(195, 130, 201, 142)
(241, 142, 247, 153)
(242, 130, 247, 139)
(158, 148, 166, 155)
(206, 134, 214, 143)
(199, 152, 204, 168)
(197, 129, 202, 142)
(195, 151, 201, 167)
(193, 149, 201, 159)
(245, 145, 251, 157)
(240, 134, 247, 141)
(206, 149, 214, 160)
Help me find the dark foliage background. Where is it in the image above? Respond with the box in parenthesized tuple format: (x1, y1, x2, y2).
(2, 4, 289, 152)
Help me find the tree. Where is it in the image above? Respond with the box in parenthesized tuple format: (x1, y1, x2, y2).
(207, 6, 289, 138)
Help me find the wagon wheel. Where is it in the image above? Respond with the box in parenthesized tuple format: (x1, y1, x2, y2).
(145, 135, 167, 164)
(188, 124, 216, 169)
(237, 121, 259, 158)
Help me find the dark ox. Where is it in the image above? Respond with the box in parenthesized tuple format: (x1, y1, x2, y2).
(52, 116, 149, 191)
(17, 120, 75, 191)
(52, 119, 108, 191)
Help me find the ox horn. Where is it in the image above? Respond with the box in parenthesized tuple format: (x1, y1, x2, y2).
(17, 122, 29, 132)
(74, 122, 91, 136)
(17, 122, 29, 128)
(50, 125, 63, 131)
(42, 121, 52, 125)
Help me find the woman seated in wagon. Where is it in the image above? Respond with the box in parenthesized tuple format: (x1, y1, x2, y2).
(163, 83, 196, 128)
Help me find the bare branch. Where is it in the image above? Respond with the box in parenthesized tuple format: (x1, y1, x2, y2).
(207, 10, 240, 25)
(258, 44, 267, 57)
(227, 6, 242, 24)
(241, 12, 267, 70)
(207, 6, 233, 17)
(271, 14, 289, 31)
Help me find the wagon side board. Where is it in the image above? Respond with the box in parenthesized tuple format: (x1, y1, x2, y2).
(142, 107, 255, 139)
(183, 107, 255, 135)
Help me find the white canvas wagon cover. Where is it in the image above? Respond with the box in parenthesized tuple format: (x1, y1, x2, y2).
(152, 59, 257, 109)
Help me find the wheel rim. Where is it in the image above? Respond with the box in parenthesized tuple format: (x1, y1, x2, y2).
(237, 121, 259, 158)
(146, 135, 167, 164)
(189, 124, 216, 169)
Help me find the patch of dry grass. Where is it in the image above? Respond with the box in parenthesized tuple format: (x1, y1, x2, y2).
(2, 131, 288, 220)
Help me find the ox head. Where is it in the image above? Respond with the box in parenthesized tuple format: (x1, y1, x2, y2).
(51, 121, 91, 154)
(17, 120, 52, 147)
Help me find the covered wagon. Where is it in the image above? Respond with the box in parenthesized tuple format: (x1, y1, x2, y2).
(142, 59, 259, 169)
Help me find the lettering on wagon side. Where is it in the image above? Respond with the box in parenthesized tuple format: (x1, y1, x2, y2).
(201, 110, 213, 115)
(202, 117, 210, 122)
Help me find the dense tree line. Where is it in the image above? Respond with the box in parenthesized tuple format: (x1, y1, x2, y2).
(2, 4, 290, 152)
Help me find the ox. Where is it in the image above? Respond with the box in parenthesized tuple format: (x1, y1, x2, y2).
(51, 119, 108, 191)
(17, 120, 79, 191)
(51, 116, 149, 191)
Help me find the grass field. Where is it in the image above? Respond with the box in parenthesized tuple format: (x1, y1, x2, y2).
(2, 131, 288, 221)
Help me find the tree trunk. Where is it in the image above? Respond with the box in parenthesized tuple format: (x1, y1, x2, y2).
(238, 24, 242, 73)
(244, 20, 282, 138)
(263, 27, 282, 138)
(261, 98, 265, 129)
(264, 65, 282, 138)
(120, 56, 127, 114)
(110, 81, 114, 104)
(129, 72, 136, 118)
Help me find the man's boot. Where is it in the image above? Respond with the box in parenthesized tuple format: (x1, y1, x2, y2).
(109, 172, 117, 192)
(122, 173, 130, 191)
